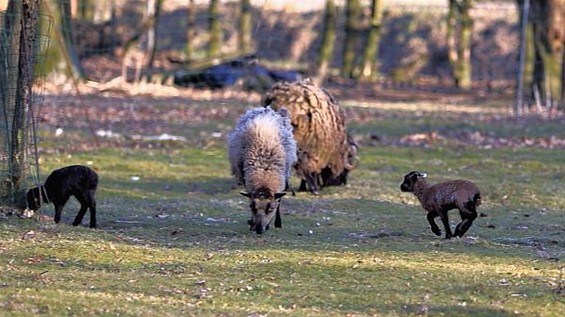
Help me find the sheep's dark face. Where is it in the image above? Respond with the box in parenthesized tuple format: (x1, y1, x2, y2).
(242, 191, 286, 234)
(400, 171, 427, 192)
(26, 186, 46, 211)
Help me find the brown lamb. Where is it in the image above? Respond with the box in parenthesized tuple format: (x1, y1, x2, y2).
(400, 171, 482, 239)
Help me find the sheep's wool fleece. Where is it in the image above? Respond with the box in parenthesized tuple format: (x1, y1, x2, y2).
(263, 80, 349, 179)
(228, 107, 297, 194)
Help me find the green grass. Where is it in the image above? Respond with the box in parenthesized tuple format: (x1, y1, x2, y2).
(1, 96, 564, 316)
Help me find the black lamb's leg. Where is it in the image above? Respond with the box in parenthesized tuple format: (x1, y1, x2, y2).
(426, 211, 441, 236)
(88, 189, 97, 228)
(53, 196, 70, 224)
(438, 210, 453, 239)
(73, 194, 89, 227)
(454, 206, 478, 237)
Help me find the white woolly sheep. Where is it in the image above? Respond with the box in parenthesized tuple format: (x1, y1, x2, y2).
(227, 106, 297, 234)
(263, 80, 358, 195)
(26, 165, 99, 228)
(400, 171, 482, 239)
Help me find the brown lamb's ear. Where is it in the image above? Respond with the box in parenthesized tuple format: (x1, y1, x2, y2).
(240, 192, 251, 198)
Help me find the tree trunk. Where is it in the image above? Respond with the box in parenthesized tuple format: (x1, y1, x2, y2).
(545, 0, 564, 109)
(57, 0, 84, 79)
(446, 0, 458, 81)
(457, 0, 473, 90)
(208, 0, 221, 58)
(525, 0, 564, 110)
(238, 0, 252, 54)
(0, 0, 22, 205)
(446, 0, 473, 90)
(358, 0, 383, 82)
(341, 0, 361, 78)
(77, 0, 94, 21)
(315, 0, 337, 85)
(146, 0, 163, 77)
(1, 0, 40, 207)
(185, 0, 196, 60)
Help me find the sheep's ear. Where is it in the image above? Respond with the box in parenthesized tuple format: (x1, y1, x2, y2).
(418, 172, 428, 178)
(240, 192, 251, 198)
(274, 192, 286, 200)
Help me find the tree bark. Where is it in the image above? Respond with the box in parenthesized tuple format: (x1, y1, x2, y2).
(208, 0, 221, 58)
(358, 0, 383, 82)
(315, 0, 337, 85)
(146, 0, 163, 74)
(520, 0, 565, 111)
(57, 0, 84, 79)
(239, 0, 252, 54)
(457, 0, 473, 90)
(185, 0, 196, 60)
(446, 0, 473, 90)
(1, 0, 40, 206)
(77, 0, 94, 21)
(446, 0, 458, 81)
(341, 0, 361, 78)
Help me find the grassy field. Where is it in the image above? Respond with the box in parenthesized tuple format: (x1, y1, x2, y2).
(1, 90, 564, 316)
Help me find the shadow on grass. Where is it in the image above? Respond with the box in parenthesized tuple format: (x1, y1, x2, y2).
(105, 177, 234, 196)
(58, 194, 561, 265)
(400, 304, 520, 317)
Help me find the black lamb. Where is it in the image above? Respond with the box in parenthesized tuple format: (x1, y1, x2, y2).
(26, 165, 99, 228)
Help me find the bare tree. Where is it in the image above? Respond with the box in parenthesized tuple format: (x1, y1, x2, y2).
(357, 0, 383, 82)
(315, 0, 337, 85)
(341, 0, 361, 78)
(0, 0, 40, 207)
(239, 0, 252, 53)
(146, 0, 164, 76)
(516, 0, 565, 112)
(447, 0, 473, 90)
(208, 0, 221, 58)
(185, 0, 196, 60)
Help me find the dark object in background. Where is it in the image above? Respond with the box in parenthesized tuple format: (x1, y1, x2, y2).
(173, 56, 302, 90)
(27, 165, 99, 228)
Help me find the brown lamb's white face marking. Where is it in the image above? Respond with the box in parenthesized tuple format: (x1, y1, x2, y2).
(400, 171, 427, 192)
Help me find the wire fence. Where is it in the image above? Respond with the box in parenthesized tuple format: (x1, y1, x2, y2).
(0, 7, 53, 207)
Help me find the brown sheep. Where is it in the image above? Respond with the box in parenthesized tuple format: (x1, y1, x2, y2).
(227, 106, 297, 234)
(400, 171, 482, 239)
(263, 80, 358, 195)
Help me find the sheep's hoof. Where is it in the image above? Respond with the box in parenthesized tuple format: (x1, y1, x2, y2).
(431, 228, 441, 236)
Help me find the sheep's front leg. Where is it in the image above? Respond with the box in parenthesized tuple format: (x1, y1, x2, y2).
(304, 172, 319, 195)
(426, 211, 441, 236)
(88, 202, 97, 228)
(438, 210, 453, 239)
